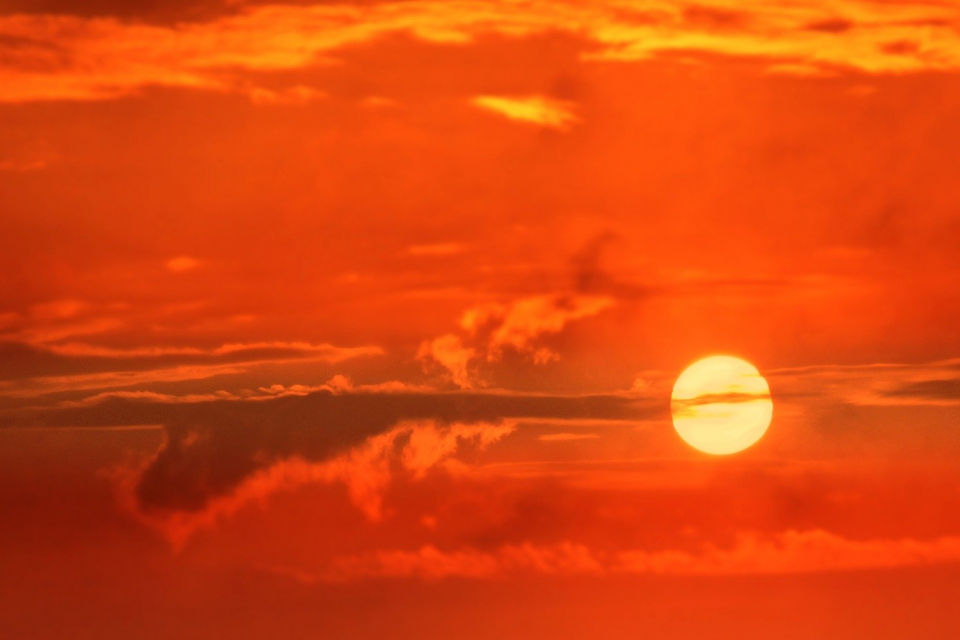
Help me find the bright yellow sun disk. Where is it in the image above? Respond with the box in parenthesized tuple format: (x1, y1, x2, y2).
(670, 355, 773, 455)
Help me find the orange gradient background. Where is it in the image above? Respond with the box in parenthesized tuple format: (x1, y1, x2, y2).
(3, 1, 960, 638)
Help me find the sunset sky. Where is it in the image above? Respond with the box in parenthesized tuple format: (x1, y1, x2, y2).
(4, 1, 960, 638)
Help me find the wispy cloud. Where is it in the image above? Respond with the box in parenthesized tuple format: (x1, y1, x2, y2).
(0, 363, 264, 398)
(471, 95, 579, 131)
(480, 295, 615, 360)
(274, 529, 960, 582)
(59, 375, 434, 407)
(245, 84, 325, 105)
(769, 357, 960, 407)
(419, 294, 614, 388)
(43, 340, 378, 359)
(0, 341, 383, 397)
(3, 1, 960, 103)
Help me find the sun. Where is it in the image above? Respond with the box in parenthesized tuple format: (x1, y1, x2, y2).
(670, 355, 773, 455)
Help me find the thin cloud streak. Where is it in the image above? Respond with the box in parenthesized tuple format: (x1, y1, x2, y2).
(471, 95, 579, 130)
(769, 357, 960, 407)
(0, 342, 383, 397)
(268, 529, 960, 582)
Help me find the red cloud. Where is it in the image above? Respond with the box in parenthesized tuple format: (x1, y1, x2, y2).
(280, 529, 960, 582)
(119, 419, 515, 548)
(420, 295, 614, 388)
(471, 95, 579, 130)
(4, 1, 960, 103)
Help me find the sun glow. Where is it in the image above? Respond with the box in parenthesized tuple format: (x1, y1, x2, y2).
(671, 356, 773, 455)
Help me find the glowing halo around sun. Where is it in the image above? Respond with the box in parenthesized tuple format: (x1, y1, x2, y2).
(670, 355, 773, 455)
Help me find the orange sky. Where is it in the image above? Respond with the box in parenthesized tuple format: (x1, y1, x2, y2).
(3, 1, 960, 638)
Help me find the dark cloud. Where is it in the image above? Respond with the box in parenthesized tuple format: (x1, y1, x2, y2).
(569, 232, 799, 303)
(682, 5, 751, 31)
(804, 18, 855, 33)
(0, 0, 412, 24)
(570, 231, 618, 293)
(570, 232, 652, 300)
(884, 378, 960, 401)
(0, 0, 234, 22)
(1, 389, 658, 512)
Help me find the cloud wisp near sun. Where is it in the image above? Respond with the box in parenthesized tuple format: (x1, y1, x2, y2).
(2, 1, 960, 638)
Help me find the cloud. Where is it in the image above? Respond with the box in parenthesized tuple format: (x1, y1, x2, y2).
(419, 294, 613, 388)
(8, 386, 652, 545)
(1, 299, 136, 345)
(60, 389, 245, 406)
(0, 341, 383, 396)
(584, 1, 960, 74)
(614, 529, 960, 575)
(319, 542, 601, 581)
(417, 334, 477, 389)
(56, 373, 427, 407)
(245, 83, 325, 105)
(8, 318, 124, 345)
(277, 529, 960, 582)
(882, 378, 960, 404)
(0, 364, 250, 397)
(471, 95, 579, 131)
(47, 375, 429, 408)
(0, 300, 390, 400)
(45, 340, 377, 359)
(3, 1, 960, 102)
(670, 390, 772, 417)
(6, 386, 651, 430)
(123, 419, 515, 546)
(484, 295, 614, 360)
(769, 357, 960, 407)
